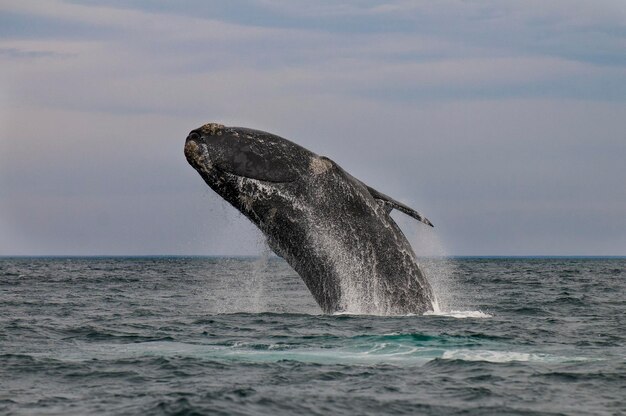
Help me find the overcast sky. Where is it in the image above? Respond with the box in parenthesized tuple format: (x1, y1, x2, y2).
(1, 0, 625, 256)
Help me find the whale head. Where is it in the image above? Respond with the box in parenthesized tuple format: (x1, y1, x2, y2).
(184, 123, 316, 184)
(184, 122, 322, 227)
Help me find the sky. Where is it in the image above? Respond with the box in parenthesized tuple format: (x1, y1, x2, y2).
(0, 0, 625, 256)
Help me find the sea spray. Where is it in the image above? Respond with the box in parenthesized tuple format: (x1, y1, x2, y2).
(392, 211, 463, 313)
(206, 196, 462, 315)
(248, 237, 272, 312)
(219, 237, 272, 313)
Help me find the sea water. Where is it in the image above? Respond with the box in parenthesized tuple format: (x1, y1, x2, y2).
(0, 257, 624, 415)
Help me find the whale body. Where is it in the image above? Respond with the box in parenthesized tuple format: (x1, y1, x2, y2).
(185, 123, 435, 314)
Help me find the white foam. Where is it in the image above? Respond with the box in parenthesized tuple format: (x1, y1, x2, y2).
(423, 310, 493, 319)
(441, 349, 592, 363)
(331, 311, 398, 317)
(330, 309, 492, 318)
(442, 349, 538, 363)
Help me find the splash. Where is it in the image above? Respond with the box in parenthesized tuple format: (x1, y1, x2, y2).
(204, 231, 275, 314)
(246, 237, 272, 312)
(393, 211, 467, 314)
(204, 172, 469, 316)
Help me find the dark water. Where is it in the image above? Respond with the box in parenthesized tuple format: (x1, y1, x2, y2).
(1, 257, 624, 415)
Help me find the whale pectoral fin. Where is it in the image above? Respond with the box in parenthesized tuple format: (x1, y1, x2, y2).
(366, 185, 434, 227)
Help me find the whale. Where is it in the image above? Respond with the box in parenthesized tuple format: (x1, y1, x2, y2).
(185, 123, 436, 314)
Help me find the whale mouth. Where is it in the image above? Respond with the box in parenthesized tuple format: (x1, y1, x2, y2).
(214, 165, 297, 183)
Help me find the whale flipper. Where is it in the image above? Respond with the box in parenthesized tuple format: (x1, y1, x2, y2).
(366, 185, 434, 227)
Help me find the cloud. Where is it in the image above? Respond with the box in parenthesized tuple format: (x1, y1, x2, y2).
(1, 0, 625, 255)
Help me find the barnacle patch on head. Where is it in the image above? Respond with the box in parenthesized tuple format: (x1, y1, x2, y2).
(310, 156, 333, 175)
(200, 123, 225, 136)
(184, 139, 199, 161)
(184, 140, 212, 172)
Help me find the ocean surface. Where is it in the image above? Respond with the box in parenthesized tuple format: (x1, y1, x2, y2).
(0, 256, 624, 415)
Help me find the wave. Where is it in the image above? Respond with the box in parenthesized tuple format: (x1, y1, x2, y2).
(28, 338, 591, 367)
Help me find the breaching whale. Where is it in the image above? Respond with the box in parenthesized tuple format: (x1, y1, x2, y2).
(185, 123, 436, 315)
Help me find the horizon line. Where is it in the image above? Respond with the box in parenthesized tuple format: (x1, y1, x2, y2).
(1, 254, 625, 259)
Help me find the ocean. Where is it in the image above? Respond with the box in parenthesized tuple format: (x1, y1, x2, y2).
(1, 256, 624, 415)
